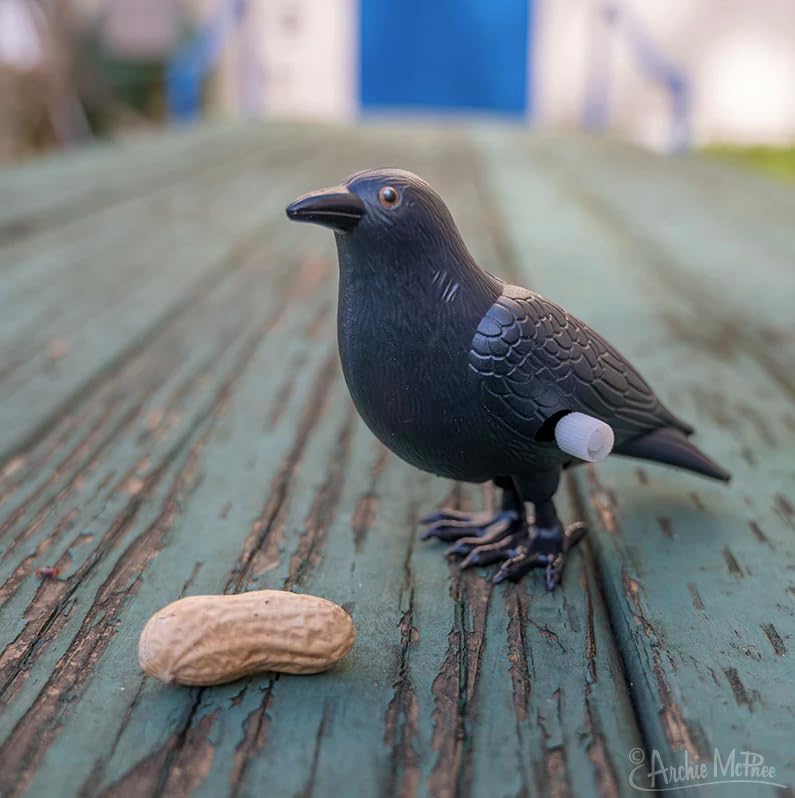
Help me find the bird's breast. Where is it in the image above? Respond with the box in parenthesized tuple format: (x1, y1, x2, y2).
(336, 289, 492, 480)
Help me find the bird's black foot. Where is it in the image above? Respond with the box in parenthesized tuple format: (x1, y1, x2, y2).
(421, 478, 585, 590)
(420, 508, 522, 544)
(423, 508, 586, 590)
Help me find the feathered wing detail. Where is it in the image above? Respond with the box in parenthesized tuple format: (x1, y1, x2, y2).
(468, 285, 728, 480)
(468, 285, 686, 440)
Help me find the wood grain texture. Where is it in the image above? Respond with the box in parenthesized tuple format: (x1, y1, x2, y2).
(475, 128, 795, 796)
(0, 122, 791, 798)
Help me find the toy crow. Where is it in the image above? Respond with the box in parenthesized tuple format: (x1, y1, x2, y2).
(287, 169, 729, 589)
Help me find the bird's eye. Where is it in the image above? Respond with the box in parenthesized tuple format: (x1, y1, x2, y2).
(378, 185, 401, 209)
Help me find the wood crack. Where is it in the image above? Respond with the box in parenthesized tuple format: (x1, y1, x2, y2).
(383, 503, 420, 798)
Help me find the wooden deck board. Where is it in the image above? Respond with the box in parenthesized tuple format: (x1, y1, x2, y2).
(475, 128, 795, 795)
(535, 136, 795, 384)
(0, 123, 792, 798)
(0, 123, 318, 244)
(0, 141, 340, 460)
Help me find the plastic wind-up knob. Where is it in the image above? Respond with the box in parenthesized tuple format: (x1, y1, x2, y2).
(554, 412, 615, 462)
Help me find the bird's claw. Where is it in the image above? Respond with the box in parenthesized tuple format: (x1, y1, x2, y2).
(460, 537, 522, 568)
(492, 549, 551, 584)
(420, 507, 481, 524)
(545, 554, 566, 591)
(420, 509, 520, 542)
(488, 522, 587, 589)
(562, 521, 588, 550)
(445, 536, 482, 556)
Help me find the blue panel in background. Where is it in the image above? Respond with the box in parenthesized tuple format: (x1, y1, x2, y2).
(360, 0, 531, 116)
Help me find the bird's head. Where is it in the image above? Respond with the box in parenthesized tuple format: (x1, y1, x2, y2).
(286, 168, 462, 254)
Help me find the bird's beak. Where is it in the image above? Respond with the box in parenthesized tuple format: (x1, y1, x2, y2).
(285, 186, 365, 232)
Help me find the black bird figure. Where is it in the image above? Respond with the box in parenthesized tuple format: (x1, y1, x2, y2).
(286, 169, 730, 590)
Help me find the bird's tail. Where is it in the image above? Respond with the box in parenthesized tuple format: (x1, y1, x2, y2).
(616, 426, 731, 482)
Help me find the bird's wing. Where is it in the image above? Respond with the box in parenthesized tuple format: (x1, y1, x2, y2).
(468, 286, 690, 443)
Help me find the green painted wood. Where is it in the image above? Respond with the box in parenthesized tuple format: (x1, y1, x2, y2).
(0, 123, 319, 244)
(0, 122, 792, 798)
(475, 128, 795, 796)
(532, 135, 795, 385)
(0, 137, 347, 462)
(0, 126, 646, 798)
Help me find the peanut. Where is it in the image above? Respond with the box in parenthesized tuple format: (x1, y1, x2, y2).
(138, 590, 355, 685)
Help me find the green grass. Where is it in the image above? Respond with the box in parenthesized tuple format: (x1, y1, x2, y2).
(705, 145, 795, 183)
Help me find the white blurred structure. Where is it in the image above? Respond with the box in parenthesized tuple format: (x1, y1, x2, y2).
(256, 0, 356, 119)
(62, 0, 795, 148)
(243, 0, 795, 148)
(535, 0, 795, 149)
(0, 0, 44, 70)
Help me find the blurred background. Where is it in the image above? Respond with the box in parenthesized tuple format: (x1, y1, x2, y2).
(0, 0, 793, 174)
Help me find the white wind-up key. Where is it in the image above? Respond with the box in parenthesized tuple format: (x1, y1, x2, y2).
(554, 412, 615, 462)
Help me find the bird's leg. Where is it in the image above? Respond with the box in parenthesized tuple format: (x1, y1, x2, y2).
(492, 498, 587, 590)
(420, 477, 523, 545)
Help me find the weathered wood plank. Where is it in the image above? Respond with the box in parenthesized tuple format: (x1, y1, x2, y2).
(532, 135, 795, 386)
(476, 128, 795, 794)
(0, 126, 645, 798)
(0, 139, 342, 462)
(0, 123, 319, 245)
(2, 248, 332, 792)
